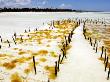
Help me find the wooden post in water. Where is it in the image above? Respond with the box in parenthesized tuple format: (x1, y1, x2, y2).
(58, 55, 61, 71)
(0, 38, 2, 43)
(55, 61, 57, 76)
(12, 36, 16, 45)
(14, 32, 16, 39)
(35, 28, 37, 31)
(93, 43, 95, 50)
(33, 56, 36, 75)
(29, 27, 30, 32)
(0, 36, 2, 43)
(70, 31, 73, 38)
(83, 24, 87, 39)
(60, 49, 65, 63)
(84, 33, 86, 39)
(12, 36, 14, 41)
(7, 40, 10, 48)
(101, 46, 104, 58)
(66, 40, 68, 47)
(52, 20, 55, 28)
(63, 44, 67, 58)
(107, 66, 110, 80)
(0, 45, 1, 49)
(69, 33, 72, 42)
(68, 34, 70, 43)
(88, 37, 89, 40)
(90, 37, 92, 46)
(48, 78, 50, 82)
(95, 40, 98, 53)
(69, 34, 71, 43)
(95, 45, 98, 53)
(27, 34, 30, 38)
(95, 38, 97, 45)
(105, 57, 108, 72)
(104, 49, 107, 63)
(24, 29, 27, 33)
(20, 36, 23, 43)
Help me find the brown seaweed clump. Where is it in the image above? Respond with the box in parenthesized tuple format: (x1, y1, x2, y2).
(37, 50, 48, 56)
(3, 62, 16, 70)
(10, 73, 22, 82)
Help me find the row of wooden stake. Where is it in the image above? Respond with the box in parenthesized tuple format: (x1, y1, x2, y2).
(32, 22, 78, 82)
(0, 27, 32, 49)
(83, 24, 110, 80)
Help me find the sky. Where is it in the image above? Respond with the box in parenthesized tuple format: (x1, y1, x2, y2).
(0, 0, 110, 11)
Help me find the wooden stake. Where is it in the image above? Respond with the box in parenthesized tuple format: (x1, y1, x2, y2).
(93, 39, 97, 50)
(12, 36, 16, 45)
(7, 40, 10, 48)
(107, 66, 110, 80)
(104, 49, 107, 63)
(29, 28, 30, 32)
(20, 36, 23, 43)
(14, 41, 16, 45)
(33, 56, 36, 75)
(95, 39, 97, 44)
(68, 34, 71, 43)
(35, 28, 37, 31)
(88, 37, 89, 40)
(58, 55, 61, 71)
(90, 41, 92, 46)
(0, 36, 2, 43)
(0, 38, 2, 43)
(84, 33, 86, 39)
(105, 57, 108, 72)
(93, 43, 95, 50)
(60, 49, 65, 63)
(48, 78, 50, 82)
(12, 36, 14, 41)
(89, 37, 92, 46)
(95, 46, 97, 53)
(66, 40, 68, 47)
(70, 31, 73, 38)
(24, 29, 27, 33)
(0, 45, 1, 49)
(101, 46, 104, 58)
(14, 32, 16, 39)
(55, 61, 57, 76)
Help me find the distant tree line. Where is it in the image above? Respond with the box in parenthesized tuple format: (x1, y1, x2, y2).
(0, 7, 78, 12)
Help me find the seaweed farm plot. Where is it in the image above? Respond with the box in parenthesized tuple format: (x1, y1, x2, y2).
(0, 19, 78, 82)
(83, 20, 110, 80)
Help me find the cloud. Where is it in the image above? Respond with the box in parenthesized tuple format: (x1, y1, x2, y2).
(36, 0, 48, 8)
(59, 3, 72, 9)
(0, 0, 49, 8)
(42, 0, 47, 5)
(0, 0, 31, 8)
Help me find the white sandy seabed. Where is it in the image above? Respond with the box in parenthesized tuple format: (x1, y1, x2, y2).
(55, 24, 109, 82)
(0, 12, 110, 39)
(0, 12, 110, 82)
